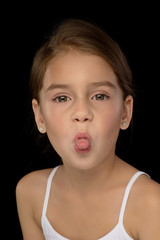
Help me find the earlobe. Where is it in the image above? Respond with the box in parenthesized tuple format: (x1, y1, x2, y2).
(32, 99, 46, 133)
(120, 95, 133, 130)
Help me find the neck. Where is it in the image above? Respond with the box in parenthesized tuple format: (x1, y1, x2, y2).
(61, 154, 118, 194)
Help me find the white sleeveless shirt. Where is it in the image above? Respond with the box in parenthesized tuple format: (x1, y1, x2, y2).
(41, 166, 149, 240)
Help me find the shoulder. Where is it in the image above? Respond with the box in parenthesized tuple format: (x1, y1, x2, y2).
(130, 174, 160, 239)
(133, 174, 160, 209)
(16, 168, 55, 239)
(139, 175, 160, 211)
(16, 168, 53, 199)
(16, 168, 54, 224)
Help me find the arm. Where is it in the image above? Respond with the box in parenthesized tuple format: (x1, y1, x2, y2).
(16, 177, 45, 240)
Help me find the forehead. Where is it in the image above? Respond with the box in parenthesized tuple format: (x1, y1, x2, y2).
(43, 51, 118, 89)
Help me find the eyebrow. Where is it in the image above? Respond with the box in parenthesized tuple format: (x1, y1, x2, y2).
(90, 81, 116, 89)
(46, 83, 71, 92)
(46, 81, 116, 92)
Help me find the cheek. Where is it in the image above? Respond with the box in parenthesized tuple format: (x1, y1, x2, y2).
(96, 104, 123, 139)
(41, 106, 70, 152)
(42, 103, 64, 129)
(44, 117, 65, 155)
(44, 114, 66, 138)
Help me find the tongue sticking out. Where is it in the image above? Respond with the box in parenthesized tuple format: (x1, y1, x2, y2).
(75, 139, 90, 150)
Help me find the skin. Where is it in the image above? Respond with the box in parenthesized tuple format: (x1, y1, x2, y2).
(16, 51, 160, 240)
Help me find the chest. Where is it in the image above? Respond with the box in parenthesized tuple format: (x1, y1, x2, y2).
(46, 188, 125, 239)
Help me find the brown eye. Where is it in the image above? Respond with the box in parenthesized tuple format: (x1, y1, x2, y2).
(54, 96, 70, 102)
(92, 94, 108, 101)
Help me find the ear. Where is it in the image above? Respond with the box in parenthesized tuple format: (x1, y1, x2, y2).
(120, 95, 133, 130)
(32, 99, 46, 133)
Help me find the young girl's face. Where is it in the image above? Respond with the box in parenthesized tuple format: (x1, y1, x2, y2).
(33, 51, 133, 170)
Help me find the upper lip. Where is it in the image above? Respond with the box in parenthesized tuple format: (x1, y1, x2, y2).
(73, 132, 91, 142)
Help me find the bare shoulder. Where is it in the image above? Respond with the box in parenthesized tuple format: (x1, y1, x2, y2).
(16, 168, 53, 188)
(16, 168, 53, 199)
(131, 174, 160, 239)
(16, 168, 54, 239)
(118, 159, 160, 239)
(134, 174, 160, 207)
(16, 168, 54, 215)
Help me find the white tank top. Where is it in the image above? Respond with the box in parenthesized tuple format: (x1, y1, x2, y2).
(41, 166, 149, 240)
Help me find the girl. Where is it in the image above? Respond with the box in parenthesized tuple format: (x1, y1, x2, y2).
(16, 19, 160, 240)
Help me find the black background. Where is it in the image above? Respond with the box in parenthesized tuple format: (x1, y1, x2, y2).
(2, 2, 159, 239)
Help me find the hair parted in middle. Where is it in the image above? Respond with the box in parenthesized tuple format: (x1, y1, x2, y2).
(30, 18, 134, 102)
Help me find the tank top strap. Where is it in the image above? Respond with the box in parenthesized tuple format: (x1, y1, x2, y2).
(42, 166, 60, 217)
(118, 171, 150, 224)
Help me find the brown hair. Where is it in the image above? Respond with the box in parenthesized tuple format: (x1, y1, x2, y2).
(30, 18, 134, 102)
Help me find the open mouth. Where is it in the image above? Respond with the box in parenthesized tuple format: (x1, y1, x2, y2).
(73, 133, 91, 153)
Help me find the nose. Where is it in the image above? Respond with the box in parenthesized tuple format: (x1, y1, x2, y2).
(71, 100, 93, 123)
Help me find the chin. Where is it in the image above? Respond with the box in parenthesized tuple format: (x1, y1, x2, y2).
(64, 154, 103, 171)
